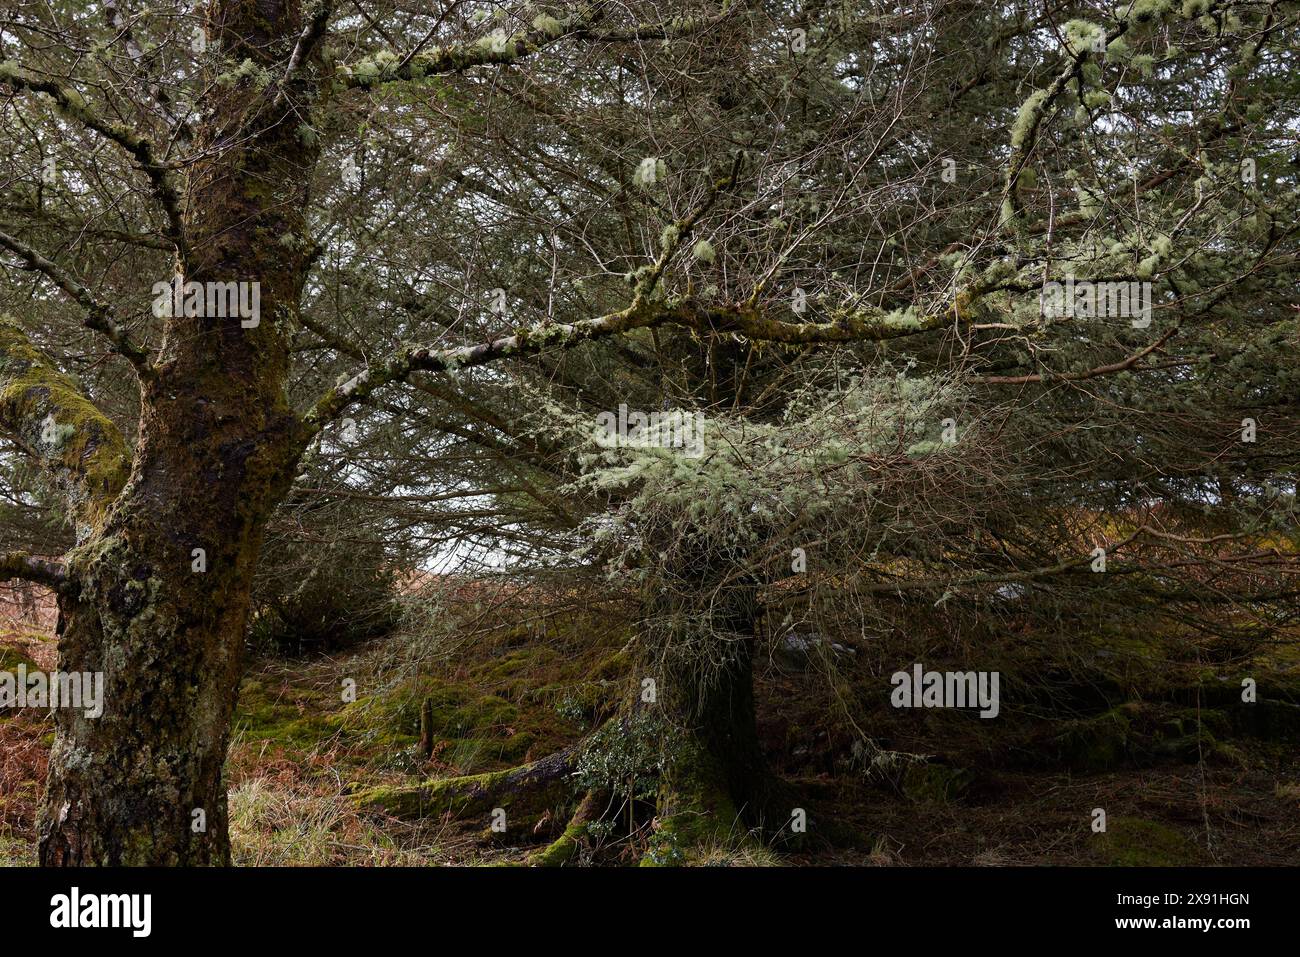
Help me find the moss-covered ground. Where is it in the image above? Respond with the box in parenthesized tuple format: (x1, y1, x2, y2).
(1, 591, 1297, 866)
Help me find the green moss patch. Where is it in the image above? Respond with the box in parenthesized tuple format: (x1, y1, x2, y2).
(1095, 817, 1203, 867)
(0, 647, 37, 673)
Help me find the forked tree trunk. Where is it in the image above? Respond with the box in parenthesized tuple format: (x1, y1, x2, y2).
(39, 0, 319, 865)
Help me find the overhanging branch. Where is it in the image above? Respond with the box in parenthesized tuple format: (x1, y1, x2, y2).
(335, 3, 608, 88)
(0, 551, 66, 590)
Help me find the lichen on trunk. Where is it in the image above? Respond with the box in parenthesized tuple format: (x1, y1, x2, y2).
(35, 0, 324, 866)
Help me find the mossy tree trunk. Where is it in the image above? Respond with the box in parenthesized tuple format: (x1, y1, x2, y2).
(37, 0, 321, 865)
(643, 547, 786, 853)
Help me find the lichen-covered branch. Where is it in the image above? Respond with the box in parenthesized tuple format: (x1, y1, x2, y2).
(0, 551, 66, 589)
(0, 319, 131, 529)
(284, 0, 335, 83)
(1000, 0, 1245, 228)
(335, 4, 605, 88)
(302, 271, 994, 438)
(300, 160, 739, 435)
(333, 0, 739, 89)
(300, 288, 991, 437)
(575, 7, 737, 42)
(304, 158, 1011, 440)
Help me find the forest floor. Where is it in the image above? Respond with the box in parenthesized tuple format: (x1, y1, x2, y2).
(2, 599, 1299, 866)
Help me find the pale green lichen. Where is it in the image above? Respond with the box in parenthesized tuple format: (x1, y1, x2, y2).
(526, 366, 964, 582)
(634, 157, 667, 189)
(532, 14, 565, 38)
(1136, 233, 1172, 279)
(343, 49, 401, 85)
(881, 305, 924, 330)
(1063, 20, 1106, 57)
(218, 58, 274, 90)
(1127, 0, 1175, 25)
(41, 415, 78, 450)
(478, 29, 514, 57)
(1010, 90, 1049, 149)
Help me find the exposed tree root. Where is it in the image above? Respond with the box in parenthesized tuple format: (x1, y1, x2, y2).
(528, 788, 607, 866)
(353, 747, 577, 828)
(355, 708, 864, 865)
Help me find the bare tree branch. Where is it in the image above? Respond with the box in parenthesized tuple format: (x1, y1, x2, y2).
(0, 62, 189, 262)
(0, 227, 155, 377)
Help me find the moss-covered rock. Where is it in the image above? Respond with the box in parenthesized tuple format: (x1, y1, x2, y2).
(1229, 699, 1300, 744)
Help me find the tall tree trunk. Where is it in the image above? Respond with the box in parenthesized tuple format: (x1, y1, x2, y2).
(39, 0, 319, 865)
